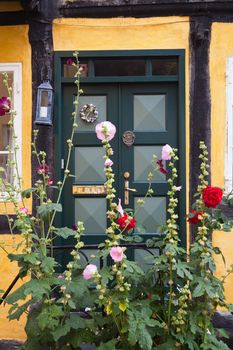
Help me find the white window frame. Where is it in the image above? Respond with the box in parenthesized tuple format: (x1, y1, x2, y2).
(225, 57, 233, 194)
(0, 63, 22, 201)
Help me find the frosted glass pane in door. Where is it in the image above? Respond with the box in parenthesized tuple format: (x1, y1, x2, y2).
(75, 147, 105, 182)
(134, 197, 166, 233)
(134, 95, 166, 131)
(75, 198, 107, 234)
(77, 96, 106, 131)
(134, 146, 165, 182)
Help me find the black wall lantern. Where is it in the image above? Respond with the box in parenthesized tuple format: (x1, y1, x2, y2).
(35, 81, 53, 125)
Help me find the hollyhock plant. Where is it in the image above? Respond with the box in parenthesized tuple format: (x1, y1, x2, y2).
(19, 207, 28, 215)
(110, 246, 124, 262)
(117, 214, 136, 231)
(202, 186, 223, 208)
(117, 198, 124, 217)
(156, 159, 167, 175)
(95, 121, 116, 141)
(104, 158, 113, 167)
(66, 58, 74, 65)
(188, 210, 203, 224)
(176, 186, 182, 191)
(83, 264, 98, 280)
(0, 96, 10, 116)
(161, 144, 172, 161)
(37, 163, 49, 175)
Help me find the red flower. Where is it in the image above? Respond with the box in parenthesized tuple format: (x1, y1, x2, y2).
(202, 186, 223, 208)
(66, 58, 74, 65)
(37, 164, 49, 175)
(117, 214, 136, 231)
(187, 210, 203, 224)
(0, 96, 10, 116)
(156, 159, 167, 175)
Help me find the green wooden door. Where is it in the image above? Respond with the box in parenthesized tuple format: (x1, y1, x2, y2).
(60, 82, 179, 260)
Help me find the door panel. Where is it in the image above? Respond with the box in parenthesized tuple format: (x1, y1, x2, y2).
(61, 82, 178, 245)
(62, 84, 118, 245)
(121, 83, 178, 238)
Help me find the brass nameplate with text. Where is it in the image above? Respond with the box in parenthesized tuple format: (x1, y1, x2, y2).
(72, 185, 106, 195)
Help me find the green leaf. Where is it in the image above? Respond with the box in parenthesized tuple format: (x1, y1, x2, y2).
(40, 257, 57, 274)
(52, 324, 71, 342)
(8, 300, 31, 320)
(56, 227, 76, 239)
(37, 202, 62, 221)
(21, 187, 37, 199)
(95, 339, 117, 350)
(216, 328, 230, 339)
(155, 338, 175, 350)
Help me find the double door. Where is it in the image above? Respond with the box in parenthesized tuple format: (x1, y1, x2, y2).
(61, 82, 178, 251)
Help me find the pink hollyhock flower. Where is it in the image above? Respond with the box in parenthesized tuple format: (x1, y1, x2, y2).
(161, 144, 172, 161)
(156, 159, 167, 175)
(0, 96, 11, 116)
(176, 186, 182, 191)
(95, 121, 116, 141)
(104, 158, 113, 167)
(47, 178, 53, 186)
(66, 58, 74, 65)
(110, 246, 124, 262)
(83, 264, 98, 280)
(117, 198, 124, 217)
(19, 207, 28, 214)
(37, 164, 49, 175)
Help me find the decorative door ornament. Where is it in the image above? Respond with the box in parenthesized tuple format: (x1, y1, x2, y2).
(122, 130, 136, 146)
(80, 104, 98, 123)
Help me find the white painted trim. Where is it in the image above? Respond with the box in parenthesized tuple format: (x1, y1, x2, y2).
(0, 63, 22, 200)
(225, 57, 233, 193)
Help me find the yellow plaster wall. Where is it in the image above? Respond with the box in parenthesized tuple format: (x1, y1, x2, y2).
(0, 25, 31, 340)
(0, 25, 32, 214)
(210, 23, 233, 303)
(0, 235, 26, 340)
(53, 16, 190, 246)
(0, 2, 22, 12)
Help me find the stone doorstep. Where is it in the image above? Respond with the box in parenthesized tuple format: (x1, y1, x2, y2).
(0, 340, 23, 350)
(1, 311, 233, 350)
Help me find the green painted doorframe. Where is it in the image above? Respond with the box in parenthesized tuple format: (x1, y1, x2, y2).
(54, 49, 186, 247)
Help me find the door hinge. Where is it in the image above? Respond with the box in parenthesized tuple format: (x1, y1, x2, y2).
(61, 159, 64, 169)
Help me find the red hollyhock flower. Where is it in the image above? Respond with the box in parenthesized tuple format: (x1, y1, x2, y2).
(37, 164, 49, 175)
(117, 214, 136, 231)
(0, 96, 11, 116)
(156, 159, 167, 175)
(66, 58, 74, 65)
(202, 186, 223, 208)
(187, 210, 203, 224)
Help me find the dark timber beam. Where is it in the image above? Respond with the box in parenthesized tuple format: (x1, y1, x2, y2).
(189, 16, 212, 241)
(28, 0, 56, 214)
(58, 1, 233, 18)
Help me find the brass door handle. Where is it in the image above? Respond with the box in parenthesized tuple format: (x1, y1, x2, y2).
(124, 172, 136, 205)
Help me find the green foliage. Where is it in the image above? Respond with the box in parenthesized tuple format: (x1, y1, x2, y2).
(2, 62, 233, 350)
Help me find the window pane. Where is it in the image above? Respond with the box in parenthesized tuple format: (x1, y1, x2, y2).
(94, 59, 146, 76)
(77, 95, 106, 132)
(0, 71, 14, 189)
(75, 147, 105, 182)
(63, 59, 88, 78)
(134, 146, 166, 182)
(0, 154, 13, 187)
(0, 115, 11, 151)
(75, 198, 107, 234)
(152, 57, 178, 75)
(134, 94, 166, 131)
(134, 197, 166, 233)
